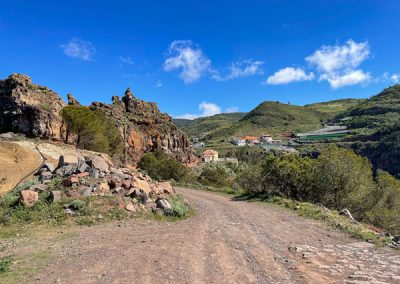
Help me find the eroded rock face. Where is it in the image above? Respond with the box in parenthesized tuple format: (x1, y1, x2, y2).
(0, 74, 66, 140)
(90, 88, 197, 164)
(0, 74, 196, 165)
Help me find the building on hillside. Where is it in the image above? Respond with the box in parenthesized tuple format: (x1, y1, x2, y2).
(260, 134, 273, 143)
(232, 137, 246, 146)
(201, 149, 219, 163)
(243, 136, 260, 145)
(295, 125, 350, 143)
(193, 142, 205, 148)
(280, 131, 296, 139)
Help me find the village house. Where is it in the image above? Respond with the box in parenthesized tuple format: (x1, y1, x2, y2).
(260, 134, 273, 143)
(201, 149, 219, 163)
(232, 137, 246, 146)
(243, 136, 260, 145)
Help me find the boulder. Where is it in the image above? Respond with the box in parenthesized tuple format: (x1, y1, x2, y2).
(81, 187, 92, 196)
(63, 176, 79, 186)
(109, 176, 122, 189)
(125, 203, 136, 212)
(58, 155, 79, 167)
(42, 162, 56, 173)
(134, 188, 148, 204)
(99, 181, 110, 193)
(156, 198, 172, 214)
(76, 172, 89, 178)
(55, 165, 76, 177)
(85, 155, 109, 173)
(39, 171, 53, 181)
(77, 158, 89, 173)
(49, 190, 62, 202)
(20, 190, 39, 207)
(29, 184, 48, 192)
(0, 132, 15, 139)
(151, 182, 174, 195)
(88, 168, 100, 179)
(131, 177, 151, 195)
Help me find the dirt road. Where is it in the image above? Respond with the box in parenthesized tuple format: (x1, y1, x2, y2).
(33, 187, 400, 284)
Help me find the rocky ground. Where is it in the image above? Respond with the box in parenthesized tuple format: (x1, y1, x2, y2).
(3, 187, 396, 284)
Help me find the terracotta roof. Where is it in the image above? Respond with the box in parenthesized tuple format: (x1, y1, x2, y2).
(202, 149, 218, 156)
(242, 136, 258, 141)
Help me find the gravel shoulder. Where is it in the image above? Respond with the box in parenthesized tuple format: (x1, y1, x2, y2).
(23, 187, 400, 284)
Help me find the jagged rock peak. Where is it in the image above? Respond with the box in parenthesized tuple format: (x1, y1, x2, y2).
(0, 74, 66, 140)
(67, 93, 81, 106)
(7, 73, 32, 85)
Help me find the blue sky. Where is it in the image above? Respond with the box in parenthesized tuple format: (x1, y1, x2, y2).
(0, 1, 399, 119)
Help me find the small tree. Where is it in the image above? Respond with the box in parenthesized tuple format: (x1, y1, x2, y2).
(314, 145, 375, 213)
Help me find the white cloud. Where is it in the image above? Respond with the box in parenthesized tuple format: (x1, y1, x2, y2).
(320, 69, 371, 89)
(266, 67, 314, 85)
(306, 39, 370, 73)
(391, 74, 399, 83)
(61, 38, 95, 61)
(226, 106, 239, 113)
(176, 102, 239, 120)
(155, 80, 163, 88)
(119, 56, 134, 65)
(212, 60, 264, 81)
(304, 39, 372, 89)
(164, 40, 211, 84)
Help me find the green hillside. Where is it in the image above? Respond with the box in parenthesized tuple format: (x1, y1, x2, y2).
(173, 112, 246, 138)
(335, 85, 400, 135)
(331, 85, 400, 177)
(174, 99, 362, 141)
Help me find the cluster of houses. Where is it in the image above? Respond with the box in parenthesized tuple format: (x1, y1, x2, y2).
(231, 134, 281, 146)
(196, 124, 350, 163)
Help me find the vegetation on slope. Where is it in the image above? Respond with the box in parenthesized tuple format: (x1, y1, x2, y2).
(173, 112, 246, 138)
(62, 106, 123, 158)
(174, 99, 361, 141)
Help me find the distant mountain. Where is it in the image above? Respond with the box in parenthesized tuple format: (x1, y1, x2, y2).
(174, 99, 362, 140)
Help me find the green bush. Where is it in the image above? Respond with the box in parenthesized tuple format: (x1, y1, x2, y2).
(198, 166, 232, 188)
(240, 145, 400, 235)
(62, 106, 123, 158)
(366, 170, 400, 235)
(138, 150, 188, 181)
(314, 145, 375, 214)
(168, 195, 193, 217)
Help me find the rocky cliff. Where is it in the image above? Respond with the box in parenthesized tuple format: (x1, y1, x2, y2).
(0, 74, 196, 164)
(0, 74, 66, 140)
(90, 88, 196, 164)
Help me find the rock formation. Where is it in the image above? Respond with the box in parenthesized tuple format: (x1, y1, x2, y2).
(90, 88, 197, 164)
(0, 74, 65, 140)
(0, 74, 196, 165)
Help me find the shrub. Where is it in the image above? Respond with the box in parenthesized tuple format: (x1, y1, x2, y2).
(138, 150, 188, 181)
(62, 106, 123, 157)
(168, 195, 193, 217)
(314, 145, 375, 214)
(262, 155, 317, 200)
(366, 170, 400, 235)
(198, 166, 232, 188)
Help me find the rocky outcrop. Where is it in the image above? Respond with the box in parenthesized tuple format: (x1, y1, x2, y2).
(0, 74, 66, 140)
(90, 88, 197, 164)
(0, 74, 196, 165)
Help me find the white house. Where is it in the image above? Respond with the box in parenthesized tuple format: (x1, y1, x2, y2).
(201, 149, 219, 163)
(260, 134, 273, 143)
(232, 137, 246, 146)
